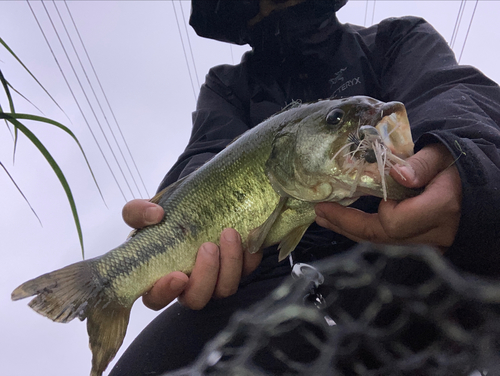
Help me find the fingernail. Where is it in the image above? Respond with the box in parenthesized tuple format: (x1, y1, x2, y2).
(169, 278, 187, 292)
(222, 228, 239, 243)
(398, 164, 416, 182)
(201, 242, 219, 256)
(145, 206, 162, 224)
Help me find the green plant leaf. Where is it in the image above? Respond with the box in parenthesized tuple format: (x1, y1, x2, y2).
(0, 37, 70, 123)
(0, 113, 85, 257)
(0, 70, 44, 115)
(0, 161, 42, 225)
(0, 69, 15, 113)
(0, 112, 103, 200)
(0, 69, 20, 160)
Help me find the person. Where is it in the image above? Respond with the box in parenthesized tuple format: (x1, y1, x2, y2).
(110, 0, 500, 374)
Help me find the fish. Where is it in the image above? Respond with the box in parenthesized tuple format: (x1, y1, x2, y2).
(11, 95, 420, 376)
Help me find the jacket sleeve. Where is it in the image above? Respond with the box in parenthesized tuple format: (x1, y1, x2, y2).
(158, 64, 251, 191)
(375, 17, 500, 276)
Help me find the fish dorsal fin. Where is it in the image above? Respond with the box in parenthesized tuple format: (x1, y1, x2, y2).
(277, 224, 310, 262)
(247, 196, 288, 254)
(127, 175, 190, 239)
(150, 174, 190, 205)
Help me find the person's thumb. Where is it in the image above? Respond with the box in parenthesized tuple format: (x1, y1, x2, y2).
(390, 143, 453, 189)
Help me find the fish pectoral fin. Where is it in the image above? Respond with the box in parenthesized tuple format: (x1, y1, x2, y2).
(247, 196, 288, 254)
(87, 302, 131, 376)
(277, 224, 310, 262)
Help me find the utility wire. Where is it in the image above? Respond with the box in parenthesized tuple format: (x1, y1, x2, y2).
(26, 0, 128, 202)
(450, 0, 466, 49)
(40, 0, 136, 200)
(171, 0, 197, 102)
(363, 0, 369, 27)
(458, 0, 479, 63)
(178, 0, 200, 89)
(60, 0, 149, 198)
(50, 1, 140, 199)
(371, 0, 376, 26)
(229, 44, 235, 65)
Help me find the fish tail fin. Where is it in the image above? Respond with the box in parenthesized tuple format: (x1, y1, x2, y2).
(11, 260, 99, 323)
(11, 261, 131, 376)
(88, 302, 131, 376)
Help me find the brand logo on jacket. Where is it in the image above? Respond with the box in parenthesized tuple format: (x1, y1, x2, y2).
(329, 67, 347, 85)
(329, 67, 362, 98)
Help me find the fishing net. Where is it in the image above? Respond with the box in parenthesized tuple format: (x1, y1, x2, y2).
(165, 243, 500, 376)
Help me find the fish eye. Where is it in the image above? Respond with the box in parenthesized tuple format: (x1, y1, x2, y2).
(326, 109, 344, 129)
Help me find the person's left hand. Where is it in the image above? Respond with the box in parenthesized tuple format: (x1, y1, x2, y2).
(315, 143, 462, 250)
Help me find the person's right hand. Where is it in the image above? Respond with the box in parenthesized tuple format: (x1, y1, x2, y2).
(122, 199, 262, 311)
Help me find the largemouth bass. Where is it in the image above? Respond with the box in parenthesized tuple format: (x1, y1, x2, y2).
(11, 96, 419, 376)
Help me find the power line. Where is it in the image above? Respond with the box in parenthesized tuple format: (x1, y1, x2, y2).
(41, 0, 137, 200)
(459, 0, 479, 63)
(450, 0, 466, 49)
(364, 0, 369, 27)
(371, 0, 376, 26)
(171, 0, 197, 102)
(26, 0, 128, 202)
(178, 0, 200, 89)
(61, 0, 150, 198)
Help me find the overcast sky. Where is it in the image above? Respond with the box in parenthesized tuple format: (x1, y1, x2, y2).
(1, 1, 499, 375)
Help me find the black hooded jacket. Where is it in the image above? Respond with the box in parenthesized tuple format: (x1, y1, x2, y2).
(159, 2, 500, 278)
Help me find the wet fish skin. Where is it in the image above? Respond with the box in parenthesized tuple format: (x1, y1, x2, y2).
(11, 96, 418, 376)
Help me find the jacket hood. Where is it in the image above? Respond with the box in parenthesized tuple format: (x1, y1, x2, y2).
(189, 0, 348, 46)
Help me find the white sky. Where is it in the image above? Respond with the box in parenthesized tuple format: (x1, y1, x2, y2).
(1, 1, 499, 375)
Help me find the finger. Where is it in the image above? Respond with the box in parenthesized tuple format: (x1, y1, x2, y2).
(142, 272, 188, 311)
(315, 202, 436, 244)
(380, 164, 461, 241)
(316, 171, 459, 246)
(391, 143, 454, 188)
(315, 202, 385, 243)
(243, 248, 263, 277)
(178, 242, 220, 310)
(214, 228, 243, 299)
(122, 199, 164, 229)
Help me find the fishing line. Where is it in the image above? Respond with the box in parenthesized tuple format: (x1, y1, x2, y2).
(60, 0, 149, 198)
(26, 0, 128, 202)
(458, 0, 479, 64)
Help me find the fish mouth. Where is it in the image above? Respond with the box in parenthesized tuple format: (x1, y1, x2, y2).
(373, 102, 413, 159)
(333, 101, 415, 200)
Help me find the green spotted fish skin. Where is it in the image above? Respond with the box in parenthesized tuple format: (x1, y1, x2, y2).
(11, 96, 419, 376)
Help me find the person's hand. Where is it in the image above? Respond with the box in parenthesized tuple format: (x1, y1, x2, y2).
(315, 143, 462, 250)
(122, 199, 262, 311)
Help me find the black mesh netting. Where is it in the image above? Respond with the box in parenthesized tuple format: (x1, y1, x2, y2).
(165, 244, 500, 376)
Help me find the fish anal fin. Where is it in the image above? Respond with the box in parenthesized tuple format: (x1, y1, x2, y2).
(247, 196, 288, 254)
(277, 224, 310, 262)
(88, 302, 131, 376)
